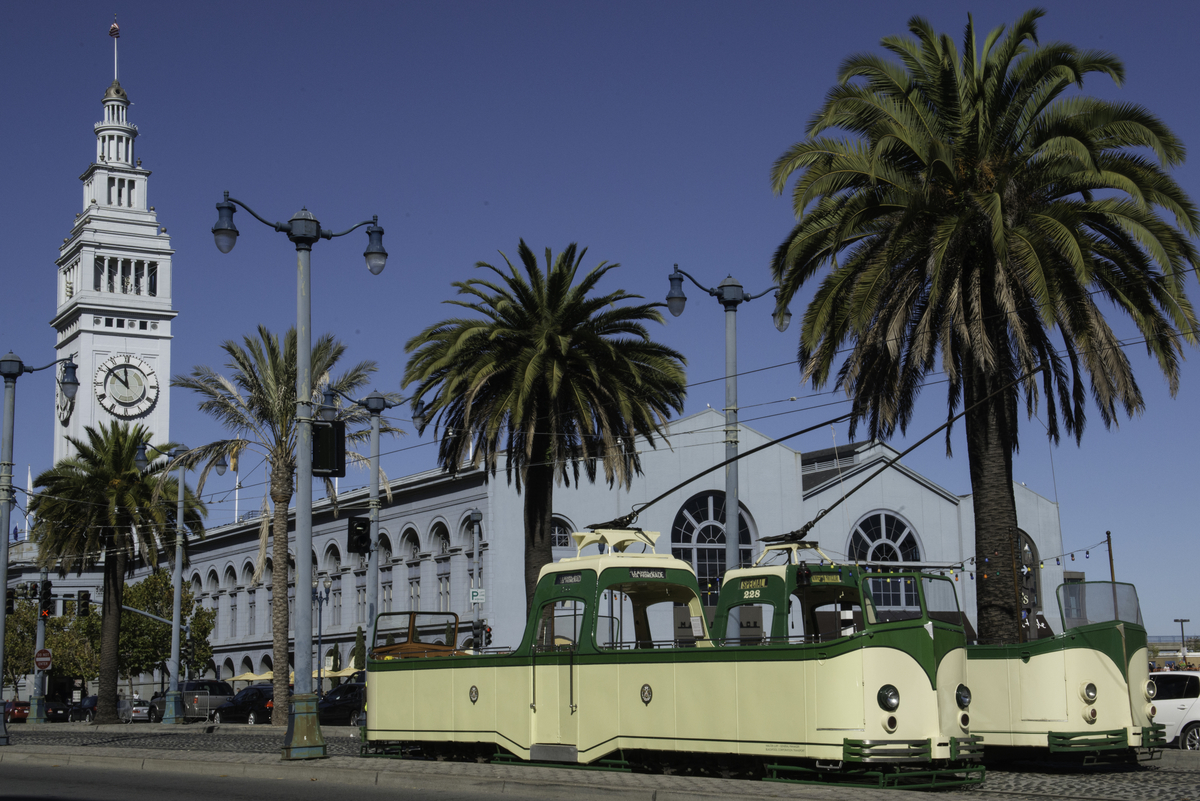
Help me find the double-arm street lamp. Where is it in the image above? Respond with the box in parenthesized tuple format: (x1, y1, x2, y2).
(666, 267, 790, 630)
(213, 192, 386, 760)
(0, 352, 79, 743)
(312, 576, 332, 696)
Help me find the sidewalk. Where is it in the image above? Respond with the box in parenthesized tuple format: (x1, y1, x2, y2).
(0, 734, 983, 801)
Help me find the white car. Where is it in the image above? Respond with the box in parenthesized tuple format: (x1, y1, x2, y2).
(1151, 671, 1200, 750)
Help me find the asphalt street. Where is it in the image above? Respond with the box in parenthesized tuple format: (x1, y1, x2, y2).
(1, 724, 1198, 800)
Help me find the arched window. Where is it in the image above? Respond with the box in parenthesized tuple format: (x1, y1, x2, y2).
(551, 516, 573, 549)
(1018, 529, 1042, 619)
(670, 490, 752, 606)
(847, 511, 922, 609)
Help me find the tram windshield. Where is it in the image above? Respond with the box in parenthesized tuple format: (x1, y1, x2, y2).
(599, 579, 709, 649)
(371, 611, 462, 658)
(922, 576, 963, 627)
(1058, 581, 1143, 630)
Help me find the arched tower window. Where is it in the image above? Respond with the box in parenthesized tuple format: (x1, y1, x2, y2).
(848, 511, 922, 609)
(670, 490, 752, 606)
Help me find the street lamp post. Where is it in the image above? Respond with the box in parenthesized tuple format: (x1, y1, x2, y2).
(1177, 618, 1191, 667)
(313, 577, 332, 697)
(212, 192, 386, 760)
(323, 388, 398, 634)
(0, 352, 79, 745)
(468, 509, 483, 644)
(666, 267, 790, 635)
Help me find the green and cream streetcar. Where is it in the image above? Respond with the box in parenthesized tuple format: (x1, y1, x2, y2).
(365, 528, 983, 786)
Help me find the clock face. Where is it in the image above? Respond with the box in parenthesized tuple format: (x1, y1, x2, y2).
(94, 355, 159, 418)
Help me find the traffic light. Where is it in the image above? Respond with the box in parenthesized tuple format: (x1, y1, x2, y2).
(347, 517, 370, 554)
(27, 581, 39, 599)
(471, 619, 483, 647)
(5, 588, 13, 615)
(77, 590, 91, 618)
(39, 580, 53, 618)
(312, 419, 346, 477)
(180, 639, 193, 667)
(483, 625, 493, 647)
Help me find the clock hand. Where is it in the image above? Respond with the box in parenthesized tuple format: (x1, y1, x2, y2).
(115, 369, 130, 389)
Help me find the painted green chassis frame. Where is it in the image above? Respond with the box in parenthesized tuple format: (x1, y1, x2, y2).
(366, 559, 982, 770)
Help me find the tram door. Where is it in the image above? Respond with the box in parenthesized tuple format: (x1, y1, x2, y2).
(530, 602, 582, 761)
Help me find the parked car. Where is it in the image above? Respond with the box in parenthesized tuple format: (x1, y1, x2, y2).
(69, 695, 97, 722)
(211, 684, 283, 725)
(4, 699, 29, 724)
(124, 696, 151, 723)
(176, 680, 234, 721)
(317, 683, 364, 726)
(44, 699, 70, 722)
(1152, 670, 1200, 750)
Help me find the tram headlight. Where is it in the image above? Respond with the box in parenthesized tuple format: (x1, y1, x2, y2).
(877, 684, 900, 711)
(1080, 682, 1098, 703)
(955, 684, 972, 710)
(1145, 680, 1157, 700)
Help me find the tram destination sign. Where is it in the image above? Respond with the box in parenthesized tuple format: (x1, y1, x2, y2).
(629, 569, 665, 580)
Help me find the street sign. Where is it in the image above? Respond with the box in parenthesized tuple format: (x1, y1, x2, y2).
(34, 648, 52, 671)
(470, 588, 486, 604)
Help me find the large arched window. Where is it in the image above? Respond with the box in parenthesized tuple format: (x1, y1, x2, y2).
(670, 491, 752, 606)
(848, 511, 922, 609)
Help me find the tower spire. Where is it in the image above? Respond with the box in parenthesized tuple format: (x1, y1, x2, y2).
(109, 15, 120, 82)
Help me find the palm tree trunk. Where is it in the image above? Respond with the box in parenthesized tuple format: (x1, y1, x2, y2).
(270, 461, 294, 725)
(965, 371, 1021, 645)
(96, 545, 127, 723)
(523, 433, 554, 616)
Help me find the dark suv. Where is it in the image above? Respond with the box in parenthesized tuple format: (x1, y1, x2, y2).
(212, 684, 285, 725)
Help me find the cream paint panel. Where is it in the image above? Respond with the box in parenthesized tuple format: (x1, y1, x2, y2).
(1020, 649, 1067, 721)
(933, 648, 971, 745)
(734, 660, 805, 754)
(965, 659, 1015, 744)
(677, 660, 736, 747)
(452, 667, 498, 734)
(861, 648, 942, 748)
(816, 649, 864, 730)
(618, 662, 676, 741)
(413, 669, 456, 732)
(576, 663, 620, 760)
(531, 662, 562, 744)
(970, 647, 1139, 748)
(1126, 647, 1153, 732)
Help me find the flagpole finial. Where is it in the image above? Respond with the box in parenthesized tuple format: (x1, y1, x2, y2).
(109, 16, 120, 82)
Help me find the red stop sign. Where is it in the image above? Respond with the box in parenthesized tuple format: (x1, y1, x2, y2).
(34, 648, 52, 671)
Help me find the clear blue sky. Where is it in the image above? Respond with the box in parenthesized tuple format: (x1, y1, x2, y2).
(3, 1, 1198, 636)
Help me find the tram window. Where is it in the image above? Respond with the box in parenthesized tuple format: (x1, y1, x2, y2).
(866, 575, 922, 622)
(535, 600, 586, 651)
(922, 576, 963, 626)
(789, 587, 864, 642)
(724, 603, 774, 645)
(602, 581, 706, 649)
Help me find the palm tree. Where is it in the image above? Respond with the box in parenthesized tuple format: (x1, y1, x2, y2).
(770, 10, 1199, 644)
(404, 241, 687, 610)
(29, 422, 205, 723)
(172, 325, 387, 723)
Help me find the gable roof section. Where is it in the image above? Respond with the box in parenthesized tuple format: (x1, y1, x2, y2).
(802, 440, 960, 505)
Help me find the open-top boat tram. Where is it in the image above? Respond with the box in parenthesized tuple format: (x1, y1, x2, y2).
(364, 528, 984, 788)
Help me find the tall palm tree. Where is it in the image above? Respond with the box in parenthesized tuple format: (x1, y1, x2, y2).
(770, 10, 1199, 643)
(172, 325, 387, 723)
(29, 422, 205, 723)
(404, 241, 687, 610)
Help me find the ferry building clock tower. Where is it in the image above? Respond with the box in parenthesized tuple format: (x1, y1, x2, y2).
(52, 32, 177, 462)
